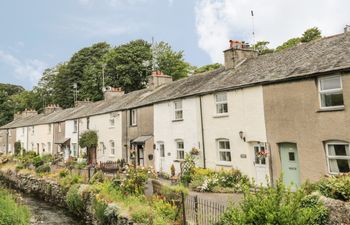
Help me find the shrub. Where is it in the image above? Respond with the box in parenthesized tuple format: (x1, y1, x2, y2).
(0, 189, 30, 225)
(41, 154, 53, 163)
(90, 171, 105, 184)
(117, 168, 149, 195)
(130, 205, 154, 224)
(317, 174, 350, 201)
(216, 178, 329, 225)
(92, 198, 108, 224)
(59, 169, 69, 178)
(66, 184, 85, 216)
(180, 154, 196, 185)
(35, 164, 51, 174)
(170, 164, 176, 177)
(79, 130, 98, 149)
(153, 198, 177, 221)
(15, 163, 24, 172)
(59, 174, 82, 188)
(32, 156, 44, 168)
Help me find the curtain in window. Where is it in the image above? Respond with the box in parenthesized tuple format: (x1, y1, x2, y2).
(328, 145, 339, 173)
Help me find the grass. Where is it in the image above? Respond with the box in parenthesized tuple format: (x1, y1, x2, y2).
(0, 189, 30, 225)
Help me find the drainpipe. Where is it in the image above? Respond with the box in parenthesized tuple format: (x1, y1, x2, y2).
(199, 96, 207, 169)
(5, 129, 9, 155)
(26, 127, 29, 155)
(125, 111, 128, 163)
(77, 119, 80, 158)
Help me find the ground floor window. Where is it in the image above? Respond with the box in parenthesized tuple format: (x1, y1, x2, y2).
(217, 139, 231, 162)
(326, 142, 350, 173)
(176, 140, 184, 160)
(159, 143, 165, 157)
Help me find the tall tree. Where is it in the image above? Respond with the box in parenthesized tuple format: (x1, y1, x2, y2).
(193, 63, 222, 75)
(105, 40, 153, 93)
(252, 41, 274, 55)
(0, 84, 25, 125)
(301, 27, 322, 43)
(152, 41, 191, 80)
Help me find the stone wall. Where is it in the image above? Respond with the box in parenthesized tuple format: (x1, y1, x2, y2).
(0, 170, 134, 225)
(320, 196, 350, 225)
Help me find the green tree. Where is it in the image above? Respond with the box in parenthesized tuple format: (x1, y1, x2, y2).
(301, 27, 322, 42)
(152, 41, 191, 80)
(276, 37, 302, 52)
(193, 63, 222, 74)
(252, 41, 274, 55)
(105, 39, 153, 93)
(0, 84, 25, 126)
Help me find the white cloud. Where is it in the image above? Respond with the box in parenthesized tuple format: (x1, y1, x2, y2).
(0, 51, 47, 85)
(195, 0, 350, 63)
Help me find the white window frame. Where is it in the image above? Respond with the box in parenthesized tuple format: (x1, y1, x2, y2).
(110, 140, 115, 155)
(217, 139, 232, 164)
(48, 124, 52, 134)
(159, 142, 165, 158)
(325, 141, 350, 174)
(99, 142, 105, 155)
(131, 109, 137, 126)
(174, 100, 183, 121)
(318, 75, 344, 109)
(73, 120, 78, 133)
(176, 140, 184, 160)
(58, 123, 62, 133)
(215, 92, 228, 115)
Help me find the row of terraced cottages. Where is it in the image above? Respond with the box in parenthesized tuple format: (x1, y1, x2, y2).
(1, 30, 350, 187)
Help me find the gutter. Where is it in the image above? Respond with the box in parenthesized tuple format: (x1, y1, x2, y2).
(199, 96, 206, 169)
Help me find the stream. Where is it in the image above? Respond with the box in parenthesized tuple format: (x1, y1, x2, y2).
(21, 194, 83, 225)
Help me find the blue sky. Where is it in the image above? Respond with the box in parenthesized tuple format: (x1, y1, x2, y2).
(0, 0, 349, 90)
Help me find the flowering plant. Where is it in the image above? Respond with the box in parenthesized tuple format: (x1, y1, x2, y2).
(256, 150, 269, 159)
(190, 147, 200, 156)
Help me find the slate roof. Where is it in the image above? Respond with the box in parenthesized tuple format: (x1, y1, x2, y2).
(2, 32, 350, 129)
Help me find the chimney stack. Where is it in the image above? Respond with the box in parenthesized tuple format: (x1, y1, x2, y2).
(104, 87, 124, 101)
(223, 40, 258, 69)
(14, 109, 38, 120)
(44, 104, 62, 114)
(344, 25, 350, 33)
(147, 71, 172, 89)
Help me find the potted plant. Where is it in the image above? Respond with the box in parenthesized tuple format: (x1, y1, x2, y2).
(190, 147, 200, 156)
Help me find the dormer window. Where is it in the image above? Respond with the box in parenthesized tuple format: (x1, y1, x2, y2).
(319, 76, 344, 109)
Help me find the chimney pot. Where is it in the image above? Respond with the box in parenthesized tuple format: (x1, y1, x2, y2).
(224, 40, 257, 69)
(345, 25, 350, 33)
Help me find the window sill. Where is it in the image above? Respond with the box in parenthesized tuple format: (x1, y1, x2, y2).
(317, 106, 344, 113)
(216, 162, 232, 167)
(213, 113, 229, 118)
(174, 159, 184, 163)
(109, 126, 115, 129)
(130, 125, 137, 127)
(172, 119, 184, 122)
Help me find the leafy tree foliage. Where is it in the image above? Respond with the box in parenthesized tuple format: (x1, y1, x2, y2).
(276, 27, 322, 52)
(193, 63, 222, 74)
(152, 41, 191, 80)
(301, 27, 322, 43)
(79, 130, 98, 149)
(0, 84, 25, 126)
(251, 41, 275, 55)
(105, 40, 152, 93)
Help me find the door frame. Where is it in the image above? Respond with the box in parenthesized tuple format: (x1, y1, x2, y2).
(278, 142, 300, 187)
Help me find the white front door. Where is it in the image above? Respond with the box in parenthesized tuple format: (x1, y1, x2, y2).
(253, 145, 269, 186)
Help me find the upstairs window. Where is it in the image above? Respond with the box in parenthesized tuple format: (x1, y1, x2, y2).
(215, 93, 228, 114)
(319, 76, 344, 109)
(176, 140, 184, 160)
(32, 126, 35, 135)
(130, 109, 137, 126)
(217, 139, 231, 162)
(87, 117, 90, 130)
(58, 123, 62, 133)
(48, 124, 52, 134)
(109, 114, 115, 127)
(73, 120, 78, 133)
(174, 100, 183, 120)
(326, 142, 350, 174)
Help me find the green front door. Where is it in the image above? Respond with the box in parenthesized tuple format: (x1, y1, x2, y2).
(280, 143, 300, 187)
